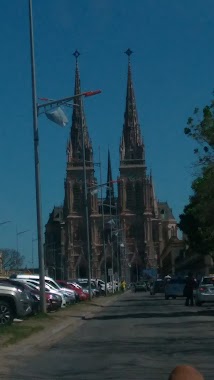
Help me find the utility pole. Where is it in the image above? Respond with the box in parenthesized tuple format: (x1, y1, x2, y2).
(99, 147, 107, 295)
(109, 186, 114, 293)
(80, 105, 92, 300)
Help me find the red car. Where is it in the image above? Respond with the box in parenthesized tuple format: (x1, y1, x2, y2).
(57, 280, 88, 301)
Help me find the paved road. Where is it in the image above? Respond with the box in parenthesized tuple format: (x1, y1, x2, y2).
(8, 291, 214, 379)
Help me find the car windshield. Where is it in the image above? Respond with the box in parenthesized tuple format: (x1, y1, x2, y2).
(45, 279, 61, 290)
(78, 282, 88, 288)
(202, 278, 214, 285)
(168, 279, 186, 284)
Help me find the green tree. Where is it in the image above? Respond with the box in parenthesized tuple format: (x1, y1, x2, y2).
(179, 165, 214, 257)
(179, 96, 214, 256)
(184, 103, 214, 165)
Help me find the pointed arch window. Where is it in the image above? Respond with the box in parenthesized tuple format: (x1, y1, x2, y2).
(135, 181, 143, 209)
(73, 183, 82, 212)
(126, 182, 134, 209)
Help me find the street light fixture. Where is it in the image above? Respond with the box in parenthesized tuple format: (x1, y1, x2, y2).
(16, 228, 30, 255)
(0, 221, 11, 226)
(29, 0, 101, 311)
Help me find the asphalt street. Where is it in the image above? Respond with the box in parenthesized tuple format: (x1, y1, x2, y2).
(7, 291, 214, 380)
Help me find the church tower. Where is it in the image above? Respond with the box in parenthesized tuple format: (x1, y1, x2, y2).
(118, 49, 158, 280)
(64, 50, 98, 279)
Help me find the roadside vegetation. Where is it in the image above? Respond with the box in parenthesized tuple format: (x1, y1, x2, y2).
(179, 96, 214, 258)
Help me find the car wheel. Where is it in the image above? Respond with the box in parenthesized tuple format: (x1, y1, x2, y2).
(0, 300, 14, 326)
(165, 295, 169, 300)
(172, 296, 176, 300)
(196, 301, 202, 306)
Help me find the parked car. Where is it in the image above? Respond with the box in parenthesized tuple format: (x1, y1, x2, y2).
(11, 274, 76, 305)
(20, 279, 66, 308)
(0, 279, 41, 315)
(133, 282, 148, 292)
(165, 278, 186, 300)
(15, 280, 62, 312)
(75, 279, 97, 297)
(195, 276, 214, 306)
(150, 279, 165, 295)
(0, 282, 32, 326)
(57, 280, 88, 301)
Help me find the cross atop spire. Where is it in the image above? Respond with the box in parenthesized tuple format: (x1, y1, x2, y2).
(73, 49, 80, 61)
(120, 49, 145, 166)
(125, 48, 133, 61)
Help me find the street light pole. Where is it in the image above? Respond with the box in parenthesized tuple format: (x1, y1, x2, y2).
(32, 236, 37, 273)
(29, 0, 46, 313)
(99, 148, 107, 296)
(80, 105, 92, 300)
(28, 1, 101, 310)
(116, 203, 120, 287)
(109, 187, 114, 294)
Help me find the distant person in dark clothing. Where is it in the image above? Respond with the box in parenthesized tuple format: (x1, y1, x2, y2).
(184, 272, 195, 306)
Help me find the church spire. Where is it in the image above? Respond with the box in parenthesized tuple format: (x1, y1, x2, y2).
(106, 149, 115, 204)
(67, 50, 93, 166)
(120, 49, 145, 165)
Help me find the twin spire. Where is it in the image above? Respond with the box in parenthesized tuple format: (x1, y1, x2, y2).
(68, 49, 145, 169)
(120, 49, 145, 165)
(67, 50, 93, 166)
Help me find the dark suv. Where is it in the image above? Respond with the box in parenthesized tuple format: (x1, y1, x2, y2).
(0, 282, 32, 326)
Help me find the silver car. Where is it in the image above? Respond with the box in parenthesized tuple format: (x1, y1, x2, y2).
(195, 276, 214, 306)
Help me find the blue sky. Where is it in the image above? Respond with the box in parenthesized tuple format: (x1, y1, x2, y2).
(0, 0, 213, 267)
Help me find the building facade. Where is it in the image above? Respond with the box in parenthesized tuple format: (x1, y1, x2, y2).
(44, 50, 178, 282)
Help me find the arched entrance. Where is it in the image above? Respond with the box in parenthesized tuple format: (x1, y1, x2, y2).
(130, 256, 142, 282)
(76, 255, 88, 278)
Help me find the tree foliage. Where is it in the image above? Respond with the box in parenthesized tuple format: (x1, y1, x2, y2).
(0, 249, 24, 270)
(184, 102, 214, 165)
(179, 165, 214, 256)
(179, 96, 214, 256)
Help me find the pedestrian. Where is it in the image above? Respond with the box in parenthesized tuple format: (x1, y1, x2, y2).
(184, 272, 195, 306)
(120, 279, 126, 292)
(168, 365, 204, 380)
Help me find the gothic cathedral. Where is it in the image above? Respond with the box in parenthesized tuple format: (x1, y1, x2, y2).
(44, 50, 178, 282)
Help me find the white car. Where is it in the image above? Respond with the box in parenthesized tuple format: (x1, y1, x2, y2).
(195, 276, 214, 306)
(12, 274, 76, 305)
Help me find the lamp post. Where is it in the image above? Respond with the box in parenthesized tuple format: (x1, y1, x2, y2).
(32, 236, 37, 273)
(98, 149, 107, 296)
(29, 0, 101, 311)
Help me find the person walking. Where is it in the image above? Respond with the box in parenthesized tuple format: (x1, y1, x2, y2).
(184, 272, 195, 306)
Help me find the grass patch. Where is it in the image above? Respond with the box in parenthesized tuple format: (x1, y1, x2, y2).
(0, 324, 44, 346)
(32, 312, 52, 320)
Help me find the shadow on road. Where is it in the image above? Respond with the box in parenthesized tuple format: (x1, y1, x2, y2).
(82, 309, 214, 321)
(119, 297, 164, 302)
